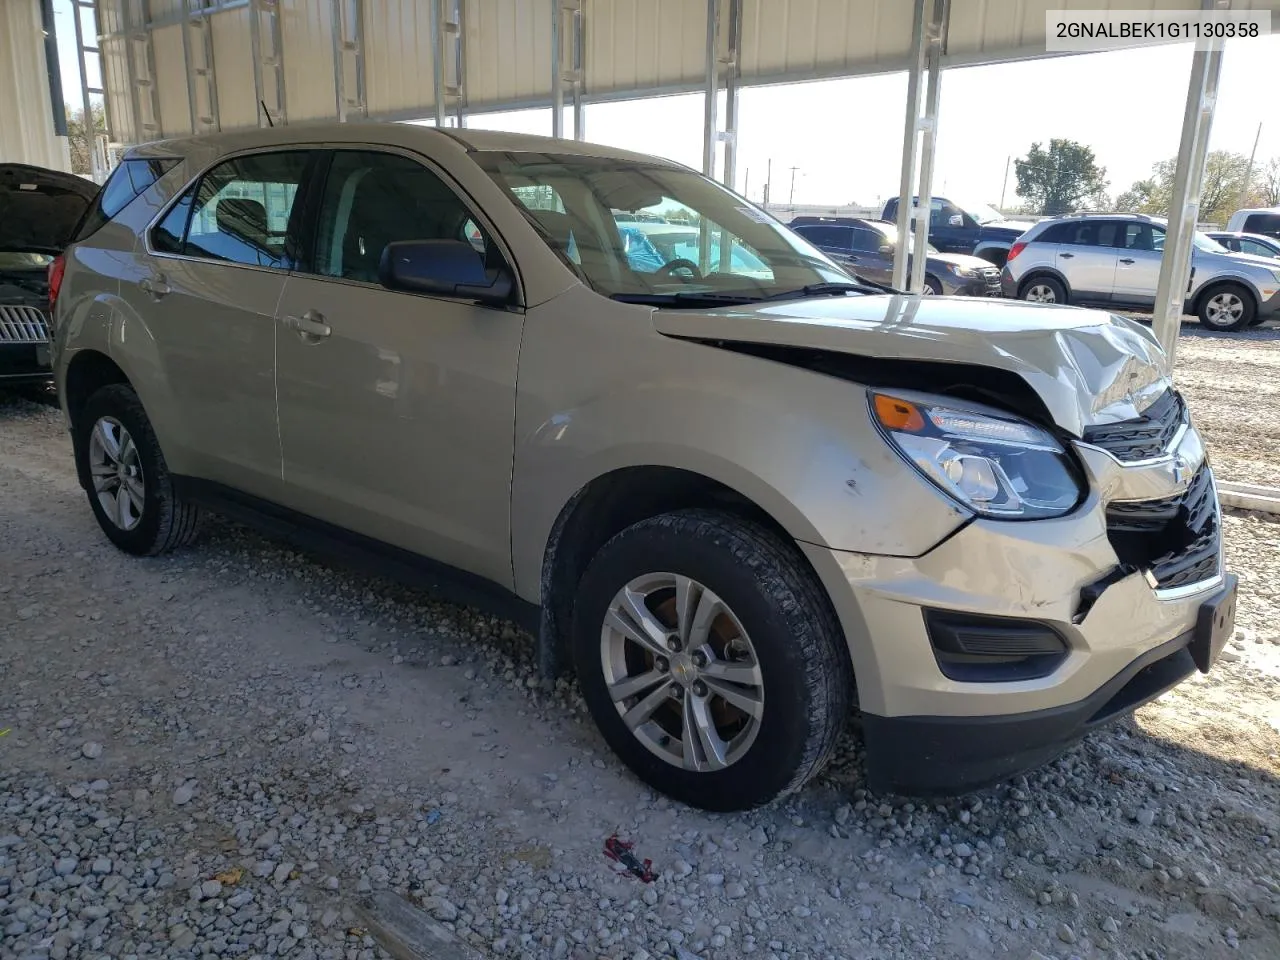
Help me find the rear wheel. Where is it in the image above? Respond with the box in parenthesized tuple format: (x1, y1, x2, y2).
(1197, 283, 1255, 332)
(74, 384, 203, 555)
(572, 509, 851, 811)
(1021, 275, 1066, 305)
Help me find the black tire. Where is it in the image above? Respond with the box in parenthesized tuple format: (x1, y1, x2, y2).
(571, 509, 852, 811)
(922, 276, 944, 296)
(74, 383, 203, 556)
(1019, 274, 1067, 305)
(1196, 282, 1255, 332)
(1247, 314, 1267, 327)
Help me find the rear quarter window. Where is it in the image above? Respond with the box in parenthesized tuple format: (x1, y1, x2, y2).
(73, 158, 181, 242)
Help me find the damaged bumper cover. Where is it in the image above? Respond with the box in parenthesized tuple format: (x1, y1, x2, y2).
(800, 410, 1235, 795)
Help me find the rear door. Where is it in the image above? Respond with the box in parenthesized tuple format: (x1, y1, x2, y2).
(1112, 221, 1163, 305)
(1056, 219, 1121, 300)
(272, 148, 524, 586)
(123, 149, 315, 499)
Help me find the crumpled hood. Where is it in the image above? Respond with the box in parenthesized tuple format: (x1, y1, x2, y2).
(0, 163, 97, 254)
(652, 294, 1170, 437)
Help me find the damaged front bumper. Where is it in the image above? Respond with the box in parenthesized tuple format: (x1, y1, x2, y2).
(801, 402, 1237, 794)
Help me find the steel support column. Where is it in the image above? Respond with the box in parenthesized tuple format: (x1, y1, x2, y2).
(1152, 0, 1230, 366)
(248, 0, 286, 126)
(552, 0, 584, 139)
(700, 0, 742, 185)
(892, 0, 948, 293)
(431, 0, 466, 126)
(331, 0, 367, 122)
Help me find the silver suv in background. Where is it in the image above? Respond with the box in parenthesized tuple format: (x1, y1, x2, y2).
(50, 125, 1237, 809)
(1001, 213, 1280, 331)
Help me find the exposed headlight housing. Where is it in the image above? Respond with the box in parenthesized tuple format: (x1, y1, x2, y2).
(871, 392, 1083, 520)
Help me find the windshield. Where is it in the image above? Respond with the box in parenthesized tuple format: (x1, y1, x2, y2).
(955, 200, 1005, 225)
(1193, 232, 1227, 253)
(871, 223, 939, 255)
(475, 152, 850, 302)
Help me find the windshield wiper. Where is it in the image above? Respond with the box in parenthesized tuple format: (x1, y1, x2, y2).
(761, 281, 885, 301)
(610, 291, 765, 307)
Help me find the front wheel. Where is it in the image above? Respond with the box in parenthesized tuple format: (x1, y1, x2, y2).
(922, 277, 943, 295)
(571, 510, 852, 811)
(1197, 283, 1255, 332)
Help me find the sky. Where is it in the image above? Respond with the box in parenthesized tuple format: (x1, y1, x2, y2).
(50, 1, 1280, 209)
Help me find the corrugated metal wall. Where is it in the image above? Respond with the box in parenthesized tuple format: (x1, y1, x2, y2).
(83, 0, 1280, 149)
(0, 0, 70, 169)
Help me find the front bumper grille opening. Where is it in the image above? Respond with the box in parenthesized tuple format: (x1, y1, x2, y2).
(1105, 465, 1220, 591)
(1083, 388, 1185, 462)
(924, 610, 1069, 682)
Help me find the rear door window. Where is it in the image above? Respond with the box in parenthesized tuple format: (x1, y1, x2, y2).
(1059, 220, 1121, 248)
(794, 225, 851, 250)
(73, 157, 181, 242)
(155, 151, 311, 269)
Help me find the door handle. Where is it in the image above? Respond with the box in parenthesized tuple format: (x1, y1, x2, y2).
(845, 255, 860, 262)
(284, 310, 332, 341)
(1119, 258, 1136, 265)
(1059, 253, 1074, 259)
(139, 273, 171, 298)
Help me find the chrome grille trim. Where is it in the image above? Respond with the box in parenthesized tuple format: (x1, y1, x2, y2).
(0, 305, 50, 343)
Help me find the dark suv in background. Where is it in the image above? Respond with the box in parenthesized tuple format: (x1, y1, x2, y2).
(790, 217, 1001, 296)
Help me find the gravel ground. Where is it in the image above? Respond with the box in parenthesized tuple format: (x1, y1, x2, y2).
(2, 369, 1279, 960)
(1124, 321, 1280, 488)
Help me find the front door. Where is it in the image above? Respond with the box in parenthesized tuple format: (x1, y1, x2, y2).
(273, 149, 524, 587)
(121, 149, 314, 498)
(1112, 221, 1164, 305)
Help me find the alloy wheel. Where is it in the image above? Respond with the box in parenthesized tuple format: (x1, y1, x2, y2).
(1204, 292, 1244, 326)
(600, 573, 764, 772)
(1026, 283, 1057, 303)
(88, 416, 145, 531)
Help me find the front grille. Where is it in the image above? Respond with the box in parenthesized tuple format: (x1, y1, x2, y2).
(1105, 465, 1220, 590)
(0, 305, 50, 343)
(1082, 388, 1185, 461)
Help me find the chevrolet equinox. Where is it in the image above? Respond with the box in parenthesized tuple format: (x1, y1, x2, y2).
(50, 125, 1237, 810)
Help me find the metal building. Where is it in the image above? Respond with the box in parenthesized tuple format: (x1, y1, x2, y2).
(2, 0, 1278, 361)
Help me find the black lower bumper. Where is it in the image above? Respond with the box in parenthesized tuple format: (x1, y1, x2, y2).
(861, 629, 1199, 796)
(1, 343, 52, 384)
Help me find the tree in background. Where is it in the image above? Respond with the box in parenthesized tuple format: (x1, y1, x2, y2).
(65, 103, 108, 177)
(1258, 158, 1280, 207)
(1115, 151, 1269, 224)
(1014, 139, 1109, 215)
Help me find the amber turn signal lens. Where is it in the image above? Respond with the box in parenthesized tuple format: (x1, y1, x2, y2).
(873, 394, 925, 432)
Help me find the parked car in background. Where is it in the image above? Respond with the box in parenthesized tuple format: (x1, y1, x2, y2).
(0, 164, 98, 387)
(790, 216, 1001, 296)
(52, 125, 1236, 810)
(1002, 213, 1280, 331)
(1225, 207, 1280, 240)
(1206, 231, 1280, 260)
(880, 195, 1033, 266)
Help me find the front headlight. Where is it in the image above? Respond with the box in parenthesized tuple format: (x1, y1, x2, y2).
(945, 263, 982, 277)
(871, 392, 1083, 519)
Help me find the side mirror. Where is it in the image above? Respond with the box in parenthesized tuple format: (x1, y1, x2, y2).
(879, 244, 894, 255)
(378, 239, 514, 306)
(948, 214, 964, 227)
